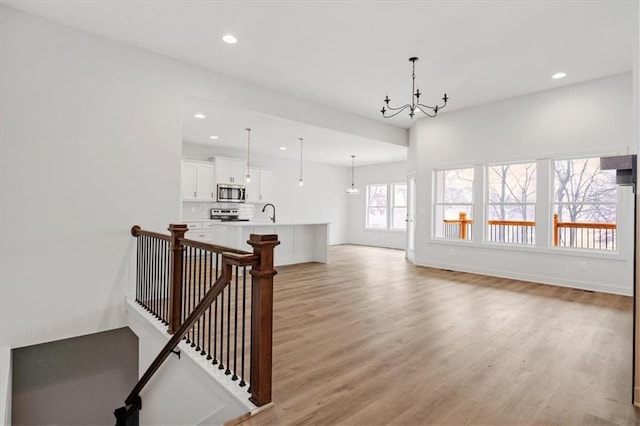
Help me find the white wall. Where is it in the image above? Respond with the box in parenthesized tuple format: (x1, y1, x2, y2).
(0, 6, 404, 349)
(0, 347, 11, 426)
(412, 73, 635, 295)
(182, 143, 349, 245)
(126, 301, 250, 425)
(347, 161, 407, 249)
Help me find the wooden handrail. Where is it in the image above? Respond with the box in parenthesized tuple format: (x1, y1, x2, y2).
(179, 237, 253, 256)
(131, 225, 171, 241)
(556, 222, 616, 230)
(488, 220, 535, 226)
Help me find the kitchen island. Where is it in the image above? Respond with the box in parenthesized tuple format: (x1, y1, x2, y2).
(183, 220, 329, 266)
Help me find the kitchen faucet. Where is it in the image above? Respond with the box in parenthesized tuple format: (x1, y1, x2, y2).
(262, 203, 276, 223)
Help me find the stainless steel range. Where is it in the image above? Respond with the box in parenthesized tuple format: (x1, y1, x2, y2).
(210, 208, 249, 221)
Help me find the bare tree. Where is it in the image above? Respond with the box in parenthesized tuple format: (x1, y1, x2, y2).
(488, 163, 536, 221)
(554, 159, 615, 223)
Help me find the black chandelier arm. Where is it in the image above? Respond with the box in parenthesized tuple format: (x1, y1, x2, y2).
(417, 96, 448, 112)
(383, 102, 412, 112)
(414, 105, 438, 118)
(416, 102, 447, 111)
(382, 105, 412, 118)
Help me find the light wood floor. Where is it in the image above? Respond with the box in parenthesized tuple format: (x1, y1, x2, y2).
(240, 245, 638, 426)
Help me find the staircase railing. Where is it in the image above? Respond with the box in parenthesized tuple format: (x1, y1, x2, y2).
(115, 224, 279, 426)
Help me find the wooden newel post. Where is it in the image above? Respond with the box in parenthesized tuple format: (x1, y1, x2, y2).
(459, 212, 467, 240)
(168, 224, 188, 334)
(553, 213, 559, 246)
(247, 234, 280, 407)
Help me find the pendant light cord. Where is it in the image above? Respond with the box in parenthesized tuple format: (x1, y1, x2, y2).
(246, 128, 251, 170)
(351, 155, 355, 187)
(299, 138, 303, 180)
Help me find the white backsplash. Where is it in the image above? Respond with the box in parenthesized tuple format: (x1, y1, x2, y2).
(182, 202, 256, 221)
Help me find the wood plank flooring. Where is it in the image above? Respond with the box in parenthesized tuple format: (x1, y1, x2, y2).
(241, 244, 639, 425)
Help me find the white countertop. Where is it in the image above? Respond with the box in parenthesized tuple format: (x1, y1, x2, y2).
(183, 220, 330, 227)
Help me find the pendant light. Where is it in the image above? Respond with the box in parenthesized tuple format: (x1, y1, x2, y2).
(346, 155, 360, 194)
(298, 137, 304, 186)
(245, 128, 251, 183)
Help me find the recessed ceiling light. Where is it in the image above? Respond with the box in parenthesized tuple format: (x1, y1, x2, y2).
(222, 34, 237, 44)
(552, 72, 567, 80)
(194, 113, 206, 119)
(279, 146, 287, 150)
(209, 135, 219, 140)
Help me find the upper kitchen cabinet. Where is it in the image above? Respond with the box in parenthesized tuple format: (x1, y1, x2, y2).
(245, 168, 273, 203)
(214, 157, 246, 185)
(181, 160, 215, 201)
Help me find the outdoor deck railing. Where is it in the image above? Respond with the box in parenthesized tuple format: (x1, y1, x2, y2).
(442, 212, 616, 250)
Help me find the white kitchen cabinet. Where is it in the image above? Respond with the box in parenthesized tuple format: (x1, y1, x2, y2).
(181, 160, 215, 201)
(181, 161, 197, 201)
(245, 168, 273, 203)
(214, 157, 246, 185)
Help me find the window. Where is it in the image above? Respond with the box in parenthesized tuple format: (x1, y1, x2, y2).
(392, 184, 407, 230)
(366, 183, 408, 230)
(366, 184, 387, 229)
(487, 162, 536, 245)
(434, 168, 474, 240)
(553, 157, 617, 250)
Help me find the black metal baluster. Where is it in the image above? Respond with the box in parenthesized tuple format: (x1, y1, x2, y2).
(196, 249, 203, 352)
(142, 236, 147, 306)
(144, 236, 150, 311)
(232, 269, 239, 381)
(140, 236, 146, 309)
(185, 247, 192, 344)
(240, 266, 247, 387)
(225, 268, 232, 376)
(182, 249, 187, 328)
(165, 240, 170, 324)
(191, 247, 197, 347)
(213, 295, 218, 365)
(136, 236, 141, 303)
(219, 286, 225, 370)
(206, 252, 213, 360)
(153, 237, 159, 318)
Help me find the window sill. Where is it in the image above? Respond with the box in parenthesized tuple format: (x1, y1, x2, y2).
(365, 228, 407, 234)
(429, 238, 629, 261)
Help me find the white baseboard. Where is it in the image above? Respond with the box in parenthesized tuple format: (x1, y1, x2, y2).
(415, 259, 632, 296)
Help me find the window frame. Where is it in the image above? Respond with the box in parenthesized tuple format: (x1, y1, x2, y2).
(365, 183, 389, 230)
(433, 167, 475, 241)
(365, 183, 408, 231)
(485, 161, 537, 246)
(551, 156, 618, 252)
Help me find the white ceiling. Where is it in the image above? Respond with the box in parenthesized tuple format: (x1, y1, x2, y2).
(182, 97, 407, 167)
(4, 0, 637, 165)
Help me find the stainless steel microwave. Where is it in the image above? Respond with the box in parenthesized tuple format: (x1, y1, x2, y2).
(217, 184, 246, 203)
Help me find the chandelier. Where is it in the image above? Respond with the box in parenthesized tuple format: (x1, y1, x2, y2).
(380, 57, 448, 119)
